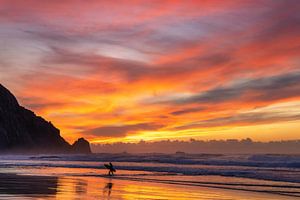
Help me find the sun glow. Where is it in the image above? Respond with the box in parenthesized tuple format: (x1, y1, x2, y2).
(1, 0, 300, 144)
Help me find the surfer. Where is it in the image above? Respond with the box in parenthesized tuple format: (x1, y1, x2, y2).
(104, 162, 116, 176)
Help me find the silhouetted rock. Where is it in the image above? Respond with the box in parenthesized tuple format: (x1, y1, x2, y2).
(0, 84, 91, 154)
(72, 138, 91, 154)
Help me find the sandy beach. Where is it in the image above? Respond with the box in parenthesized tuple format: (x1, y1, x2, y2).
(0, 165, 299, 200)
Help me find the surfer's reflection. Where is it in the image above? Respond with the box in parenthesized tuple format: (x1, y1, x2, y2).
(103, 180, 114, 199)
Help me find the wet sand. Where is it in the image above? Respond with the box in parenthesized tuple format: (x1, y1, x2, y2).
(0, 169, 299, 200)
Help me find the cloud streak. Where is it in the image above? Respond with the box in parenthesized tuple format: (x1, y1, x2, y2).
(157, 71, 300, 105)
(0, 0, 300, 143)
(86, 123, 164, 138)
(173, 111, 300, 131)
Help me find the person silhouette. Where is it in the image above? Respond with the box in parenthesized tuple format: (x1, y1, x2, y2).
(104, 162, 116, 176)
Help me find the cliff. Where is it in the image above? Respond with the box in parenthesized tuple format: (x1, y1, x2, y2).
(0, 84, 91, 154)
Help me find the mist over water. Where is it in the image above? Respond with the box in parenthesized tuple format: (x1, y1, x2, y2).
(92, 139, 300, 154)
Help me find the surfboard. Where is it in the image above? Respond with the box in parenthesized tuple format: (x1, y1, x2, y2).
(104, 164, 116, 172)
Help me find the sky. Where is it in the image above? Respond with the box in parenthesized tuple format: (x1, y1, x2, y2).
(0, 0, 300, 144)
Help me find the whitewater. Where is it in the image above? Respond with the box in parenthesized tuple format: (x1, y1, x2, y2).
(1, 153, 300, 198)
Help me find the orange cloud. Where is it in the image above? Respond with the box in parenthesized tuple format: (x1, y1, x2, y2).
(1, 0, 300, 143)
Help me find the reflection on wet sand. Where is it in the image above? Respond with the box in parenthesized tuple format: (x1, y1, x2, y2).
(75, 179, 88, 194)
(0, 173, 58, 197)
(54, 176, 297, 200)
(0, 170, 298, 200)
(103, 180, 114, 199)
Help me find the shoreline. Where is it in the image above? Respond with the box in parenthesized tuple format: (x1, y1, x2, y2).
(0, 168, 299, 199)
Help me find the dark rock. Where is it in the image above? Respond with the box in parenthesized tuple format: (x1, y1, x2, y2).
(72, 138, 91, 154)
(0, 84, 91, 154)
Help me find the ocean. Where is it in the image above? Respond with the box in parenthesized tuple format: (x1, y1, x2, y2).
(0, 153, 299, 199)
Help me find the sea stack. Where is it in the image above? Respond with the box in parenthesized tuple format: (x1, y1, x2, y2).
(0, 84, 91, 154)
(72, 138, 92, 154)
